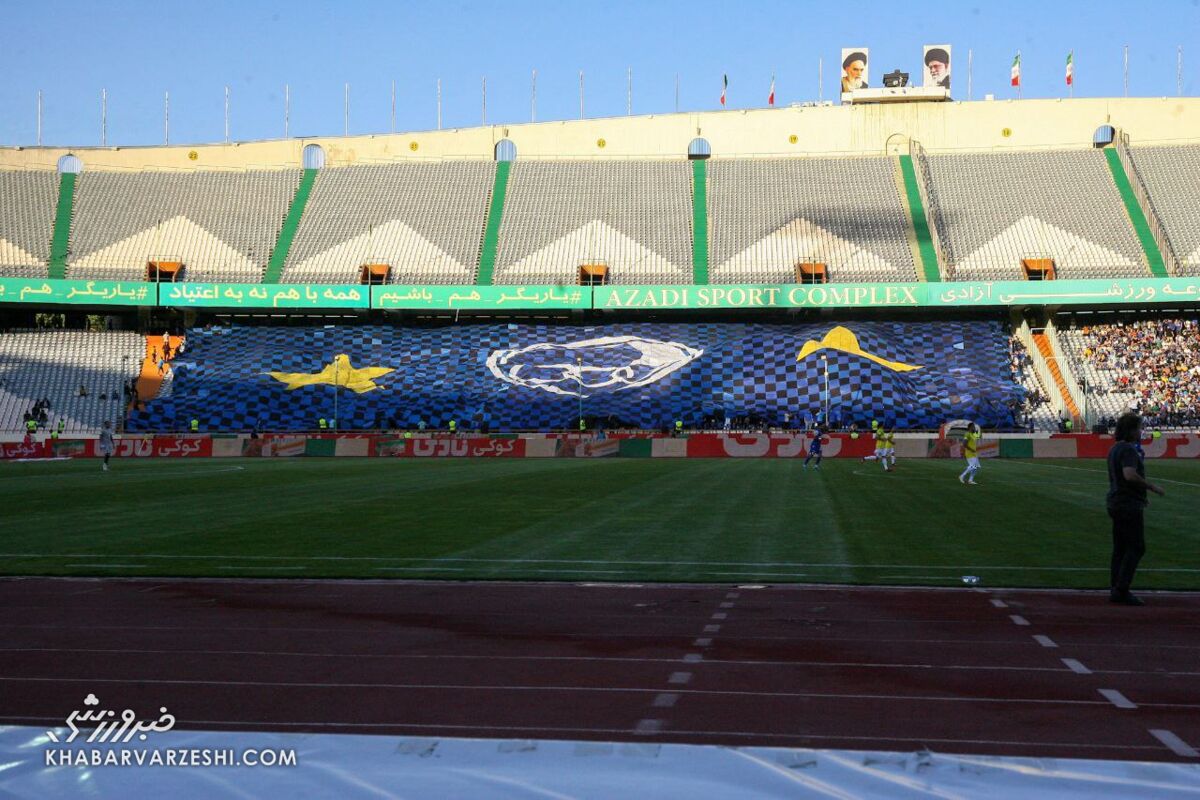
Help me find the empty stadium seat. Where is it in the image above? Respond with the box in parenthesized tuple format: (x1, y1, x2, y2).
(708, 157, 918, 284)
(494, 161, 692, 285)
(1128, 144, 1200, 276)
(68, 170, 301, 282)
(0, 171, 57, 278)
(0, 330, 144, 433)
(924, 149, 1146, 280)
(281, 162, 494, 284)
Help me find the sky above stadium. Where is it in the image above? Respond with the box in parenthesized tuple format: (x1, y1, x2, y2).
(2, 0, 1198, 147)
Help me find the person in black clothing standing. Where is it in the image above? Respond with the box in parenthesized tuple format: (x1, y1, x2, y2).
(1106, 413, 1165, 606)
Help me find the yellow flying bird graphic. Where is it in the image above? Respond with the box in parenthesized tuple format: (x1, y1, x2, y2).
(796, 326, 922, 372)
(266, 354, 394, 393)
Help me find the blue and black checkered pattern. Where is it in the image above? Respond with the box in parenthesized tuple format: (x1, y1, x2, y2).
(127, 321, 1024, 431)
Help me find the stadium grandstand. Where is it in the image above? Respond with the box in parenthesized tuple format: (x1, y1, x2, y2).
(3, 90, 1200, 797)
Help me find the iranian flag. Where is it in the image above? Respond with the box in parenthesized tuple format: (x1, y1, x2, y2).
(720, 74, 728, 106)
(1011, 53, 1021, 87)
(1065, 52, 1074, 85)
(768, 74, 775, 107)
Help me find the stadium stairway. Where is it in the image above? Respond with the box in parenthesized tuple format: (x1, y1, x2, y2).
(134, 335, 185, 410)
(1103, 148, 1169, 278)
(263, 168, 318, 283)
(475, 160, 511, 285)
(691, 159, 709, 285)
(897, 155, 941, 282)
(48, 172, 77, 280)
(1032, 330, 1082, 423)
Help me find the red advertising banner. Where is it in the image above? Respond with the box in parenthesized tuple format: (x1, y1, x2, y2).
(1068, 433, 1200, 459)
(373, 435, 527, 458)
(0, 441, 50, 460)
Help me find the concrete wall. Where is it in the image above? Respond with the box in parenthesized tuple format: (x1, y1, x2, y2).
(3, 97, 1200, 173)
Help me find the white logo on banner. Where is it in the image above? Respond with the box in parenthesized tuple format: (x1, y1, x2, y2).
(487, 336, 703, 398)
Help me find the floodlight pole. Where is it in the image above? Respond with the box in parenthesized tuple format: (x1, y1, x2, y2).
(822, 355, 829, 425)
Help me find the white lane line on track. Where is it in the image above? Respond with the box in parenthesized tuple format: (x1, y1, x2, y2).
(0, 714, 1172, 751)
(667, 672, 692, 685)
(7, 553, 1200, 572)
(682, 653, 703, 663)
(1098, 689, 1138, 709)
(633, 719, 663, 734)
(1009, 615, 1030, 626)
(990, 599, 1009, 608)
(702, 625, 721, 633)
(7, 676, 1185, 707)
(711, 612, 727, 620)
(0, 650, 1102, 672)
(1033, 635, 1058, 648)
(1061, 658, 1092, 675)
(1148, 729, 1200, 758)
(652, 693, 679, 709)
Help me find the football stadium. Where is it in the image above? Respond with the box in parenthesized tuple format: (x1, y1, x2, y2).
(3, 7, 1200, 796)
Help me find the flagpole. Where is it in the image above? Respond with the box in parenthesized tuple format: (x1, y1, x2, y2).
(101, 88, 107, 146)
(1124, 45, 1129, 97)
(579, 70, 585, 119)
(818, 57, 823, 102)
(1069, 51, 1074, 98)
(284, 84, 290, 138)
(967, 49, 973, 101)
(1178, 46, 1183, 97)
(36, 90, 42, 146)
(224, 85, 230, 143)
(436, 78, 441, 130)
(390, 79, 396, 133)
(1017, 51, 1022, 100)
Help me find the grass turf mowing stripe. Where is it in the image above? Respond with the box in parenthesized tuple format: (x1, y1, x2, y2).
(1, 457, 1197, 588)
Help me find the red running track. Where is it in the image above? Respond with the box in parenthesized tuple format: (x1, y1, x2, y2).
(0, 577, 1197, 762)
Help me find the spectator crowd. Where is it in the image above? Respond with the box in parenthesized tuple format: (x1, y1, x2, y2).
(1078, 318, 1200, 429)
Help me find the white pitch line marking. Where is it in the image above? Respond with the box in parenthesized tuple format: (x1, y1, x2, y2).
(1061, 658, 1092, 675)
(668, 672, 692, 685)
(682, 653, 703, 664)
(703, 625, 721, 633)
(1148, 729, 1199, 758)
(1033, 635, 1058, 648)
(652, 693, 679, 709)
(1099, 689, 1137, 709)
(1009, 615, 1030, 626)
(693, 638, 712, 648)
(990, 599, 1008, 608)
(711, 612, 728, 620)
(634, 719, 663, 734)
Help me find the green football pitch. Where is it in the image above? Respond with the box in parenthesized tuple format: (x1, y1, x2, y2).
(2, 457, 1197, 589)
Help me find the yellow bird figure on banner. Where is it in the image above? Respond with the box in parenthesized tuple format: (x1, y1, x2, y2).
(267, 354, 394, 393)
(796, 326, 922, 372)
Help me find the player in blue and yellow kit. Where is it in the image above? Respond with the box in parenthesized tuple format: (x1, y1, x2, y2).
(959, 423, 981, 485)
(803, 428, 823, 469)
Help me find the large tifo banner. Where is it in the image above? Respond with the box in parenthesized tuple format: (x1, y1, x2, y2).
(3, 278, 1200, 310)
(126, 321, 1025, 432)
